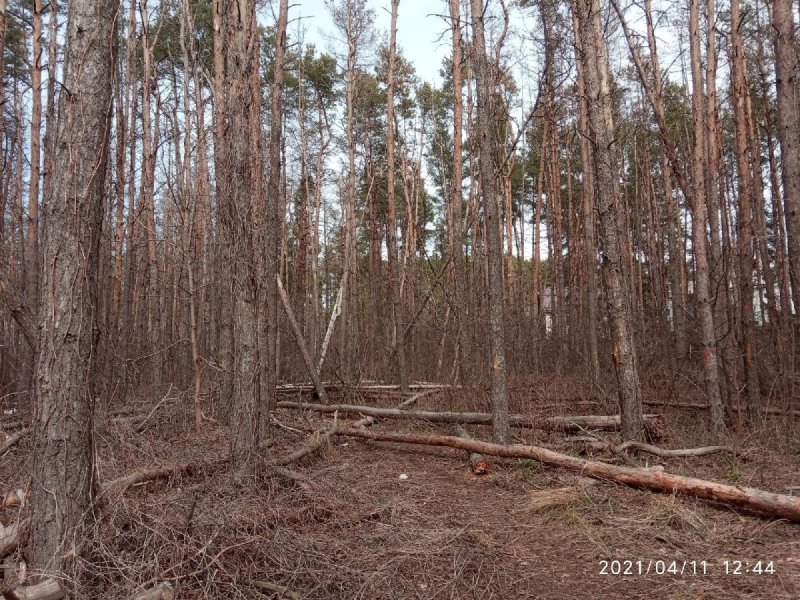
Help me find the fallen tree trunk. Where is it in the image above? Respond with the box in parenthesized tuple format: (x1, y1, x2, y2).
(3, 578, 64, 600)
(277, 401, 662, 433)
(0, 521, 23, 559)
(333, 426, 800, 522)
(0, 431, 29, 458)
(644, 401, 800, 418)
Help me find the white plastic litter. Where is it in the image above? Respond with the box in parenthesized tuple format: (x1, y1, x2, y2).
(398, 474, 409, 480)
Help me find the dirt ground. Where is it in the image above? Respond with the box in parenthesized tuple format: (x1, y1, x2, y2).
(2, 383, 800, 599)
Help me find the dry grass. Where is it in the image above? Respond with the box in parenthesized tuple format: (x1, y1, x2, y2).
(1, 385, 800, 598)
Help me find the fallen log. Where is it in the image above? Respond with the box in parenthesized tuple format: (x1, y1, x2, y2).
(643, 401, 800, 418)
(332, 426, 800, 522)
(614, 441, 735, 458)
(3, 578, 64, 600)
(131, 582, 174, 600)
(0, 431, 29, 458)
(0, 521, 26, 559)
(277, 401, 663, 433)
(100, 461, 221, 497)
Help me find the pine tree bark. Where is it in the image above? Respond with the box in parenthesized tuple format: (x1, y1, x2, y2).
(215, 0, 265, 481)
(729, 0, 761, 419)
(570, 0, 599, 382)
(689, 0, 726, 433)
(576, 0, 644, 441)
(30, 0, 117, 570)
(448, 0, 468, 383)
(769, 0, 800, 312)
(470, 0, 510, 444)
(386, 0, 409, 393)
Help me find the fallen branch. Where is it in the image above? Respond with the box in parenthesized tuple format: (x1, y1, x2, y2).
(100, 461, 221, 497)
(246, 579, 300, 599)
(397, 388, 440, 409)
(133, 385, 174, 434)
(454, 426, 489, 475)
(278, 401, 663, 433)
(332, 426, 800, 522)
(266, 466, 313, 493)
(277, 276, 329, 404)
(131, 582, 174, 600)
(3, 578, 64, 600)
(614, 441, 735, 458)
(0, 431, 29, 458)
(268, 419, 338, 467)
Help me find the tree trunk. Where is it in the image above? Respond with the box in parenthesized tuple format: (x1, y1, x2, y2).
(576, 0, 644, 440)
(470, 0, 510, 444)
(30, 0, 117, 571)
(688, 0, 726, 434)
(386, 0, 409, 393)
(214, 0, 266, 481)
(769, 0, 800, 310)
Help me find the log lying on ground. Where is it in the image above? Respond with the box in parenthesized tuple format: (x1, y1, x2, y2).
(644, 400, 800, 418)
(614, 441, 735, 458)
(568, 438, 736, 459)
(277, 401, 662, 433)
(0, 430, 29, 458)
(0, 521, 26, 559)
(131, 582, 174, 600)
(454, 426, 489, 475)
(4, 578, 64, 600)
(333, 426, 800, 522)
(100, 422, 338, 497)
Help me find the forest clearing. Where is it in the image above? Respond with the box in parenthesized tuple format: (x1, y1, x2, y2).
(2, 0, 800, 596)
(3, 380, 800, 598)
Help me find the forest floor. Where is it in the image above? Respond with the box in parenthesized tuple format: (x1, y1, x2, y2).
(2, 377, 800, 599)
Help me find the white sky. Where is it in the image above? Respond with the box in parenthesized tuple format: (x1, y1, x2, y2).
(289, 0, 454, 85)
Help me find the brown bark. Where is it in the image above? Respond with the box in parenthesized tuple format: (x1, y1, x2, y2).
(334, 426, 800, 521)
(26, 0, 43, 315)
(215, 0, 266, 481)
(689, 0, 726, 433)
(576, 0, 644, 440)
(570, 0, 599, 381)
(385, 0, 408, 393)
(769, 0, 800, 308)
(470, 0, 510, 444)
(448, 0, 468, 383)
(265, 0, 288, 427)
(30, 0, 118, 571)
(729, 0, 761, 418)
